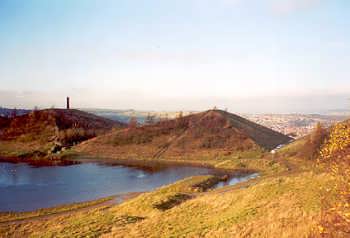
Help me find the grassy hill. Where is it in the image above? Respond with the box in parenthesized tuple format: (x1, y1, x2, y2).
(0, 109, 125, 158)
(77, 110, 291, 161)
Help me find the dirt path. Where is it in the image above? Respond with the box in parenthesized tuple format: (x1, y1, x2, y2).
(0, 192, 141, 226)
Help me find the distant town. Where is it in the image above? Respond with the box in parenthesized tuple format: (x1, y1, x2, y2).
(242, 113, 348, 138)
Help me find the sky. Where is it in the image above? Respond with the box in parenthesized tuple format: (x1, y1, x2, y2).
(0, 0, 349, 113)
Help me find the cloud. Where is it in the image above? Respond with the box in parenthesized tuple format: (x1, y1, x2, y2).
(270, 0, 321, 14)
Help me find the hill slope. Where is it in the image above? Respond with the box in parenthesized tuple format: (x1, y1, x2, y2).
(0, 109, 125, 157)
(77, 110, 292, 160)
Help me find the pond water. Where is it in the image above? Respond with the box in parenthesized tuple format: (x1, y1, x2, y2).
(0, 162, 255, 212)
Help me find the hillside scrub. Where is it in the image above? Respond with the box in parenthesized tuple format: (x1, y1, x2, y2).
(80, 110, 290, 160)
(317, 121, 350, 237)
(298, 123, 327, 160)
(0, 109, 123, 158)
(58, 128, 99, 146)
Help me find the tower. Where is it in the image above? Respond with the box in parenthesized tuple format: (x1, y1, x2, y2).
(66, 97, 70, 109)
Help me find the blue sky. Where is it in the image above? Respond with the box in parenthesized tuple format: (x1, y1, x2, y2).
(0, 0, 349, 113)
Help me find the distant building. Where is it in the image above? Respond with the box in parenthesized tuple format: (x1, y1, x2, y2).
(66, 97, 70, 109)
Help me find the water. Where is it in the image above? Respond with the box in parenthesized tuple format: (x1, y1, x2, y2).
(214, 173, 259, 188)
(0, 162, 255, 212)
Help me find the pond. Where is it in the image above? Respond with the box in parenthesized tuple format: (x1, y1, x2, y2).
(0, 161, 256, 212)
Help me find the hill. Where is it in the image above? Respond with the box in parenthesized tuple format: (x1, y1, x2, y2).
(77, 110, 292, 160)
(0, 109, 125, 158)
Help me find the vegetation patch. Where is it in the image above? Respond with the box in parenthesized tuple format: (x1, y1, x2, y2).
(192, 176, 223, 192)
(153, 193, 192, 211)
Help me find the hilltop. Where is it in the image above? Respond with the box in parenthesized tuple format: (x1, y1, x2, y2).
(0, 109, 125, 158)
(77, 110, 292, 160)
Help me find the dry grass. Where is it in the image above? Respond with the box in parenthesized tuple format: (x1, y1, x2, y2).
(0, 140, 48, 157)
(104, 172, 336, 238)
(0, 196, 114, 223)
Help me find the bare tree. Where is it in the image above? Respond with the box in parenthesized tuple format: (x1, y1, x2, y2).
(176, 111, 186, 128)
(128, 116, 138, 128)
(145, 113, 155, 125)
(33, 106, 40, 119)
(299, 122, 327, 160)
(11, 108, 17, 118)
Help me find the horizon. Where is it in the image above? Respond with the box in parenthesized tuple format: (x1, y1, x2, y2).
(1, 0, 349, 113)
(1, 104, 350, 116)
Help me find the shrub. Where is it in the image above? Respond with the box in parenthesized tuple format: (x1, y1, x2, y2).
(299, 122, 327, 160)
(320, 122, 350, 160)
(58, 128, 97, 146)
(318, 121, 350, 236)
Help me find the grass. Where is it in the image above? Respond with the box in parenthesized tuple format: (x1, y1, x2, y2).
(103, 172, 336, 238)
(0, 196, 115, 223)
(0, 140, 46, 157)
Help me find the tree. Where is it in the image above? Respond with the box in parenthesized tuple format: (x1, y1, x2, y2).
(145, 113, 155, 125)
(300, 122, 327, 160)
(176, 111, 186, 128)
(11, 108, 17, 118)
(164, 113, 168, 121)
(33, 106, 40, 119)
(128, 116, 138, 128)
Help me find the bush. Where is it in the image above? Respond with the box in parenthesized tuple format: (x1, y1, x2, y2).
(320, 122, 350, 160)
(58, 128, 97, 146)
(299, 122, 327, 160)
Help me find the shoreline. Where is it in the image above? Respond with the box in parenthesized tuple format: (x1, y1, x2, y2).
(0, 156, 80, 166)
(0, 192, 142, 225)
(0, 152, 258, 175)
(70, 154, 258, 176)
